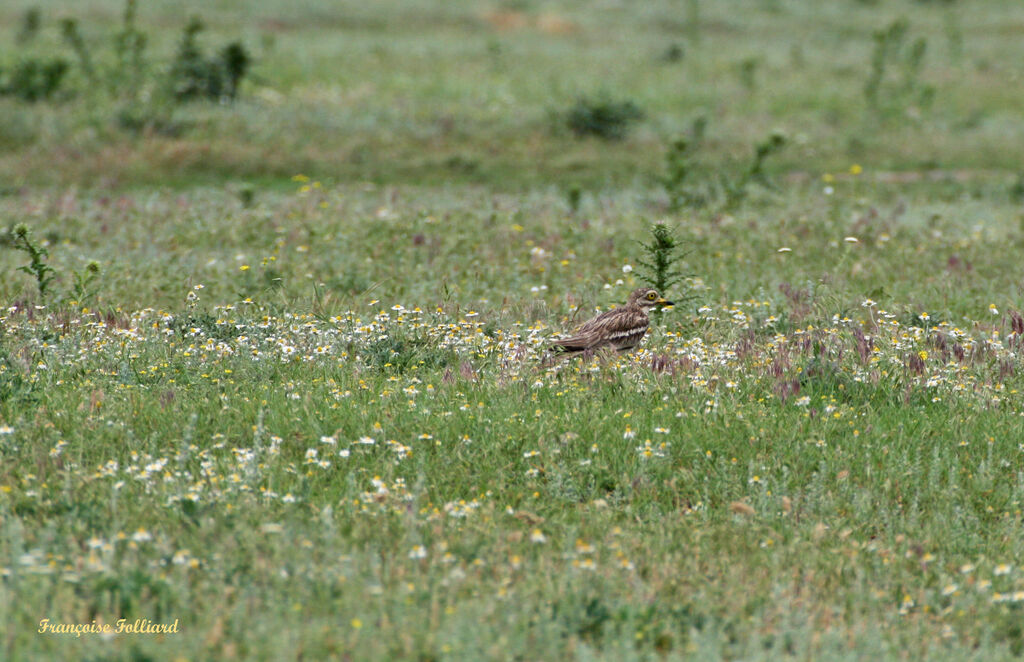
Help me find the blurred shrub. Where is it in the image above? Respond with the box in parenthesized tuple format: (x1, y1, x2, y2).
(566, 95, 645, 141)
(0, 58, 70, 102)
(658, 121, 786, 211)
(169, 17, 251, 102)
(6, 0, 251, 116)
(16, 7, 41, 45)
(864, 17, 933, 119)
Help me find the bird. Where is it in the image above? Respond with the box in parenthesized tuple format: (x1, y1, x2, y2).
(551, 287, 673, 354)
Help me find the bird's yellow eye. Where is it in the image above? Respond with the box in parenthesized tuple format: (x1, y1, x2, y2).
(646, 291, 657, 300)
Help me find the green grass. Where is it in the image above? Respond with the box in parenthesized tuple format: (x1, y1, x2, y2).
(4, 1, 1024, 660)
(4, 180, 1024, 660)
(1, 0, 1024, 188)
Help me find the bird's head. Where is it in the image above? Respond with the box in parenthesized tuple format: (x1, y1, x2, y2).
(630, 288, 674, 308)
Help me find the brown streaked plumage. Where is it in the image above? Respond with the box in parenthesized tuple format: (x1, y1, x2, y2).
(551, 288, 673, 354)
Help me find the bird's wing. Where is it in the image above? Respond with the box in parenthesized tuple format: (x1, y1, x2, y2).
(573, 308, 618, 335)
(551, 330, 601, 352)
(598, 307, 650, 348)
(551, 308, 618, 350)
(552, 307, 648, 352)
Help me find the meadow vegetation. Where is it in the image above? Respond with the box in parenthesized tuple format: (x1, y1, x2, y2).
(3, 1, 1024, 660)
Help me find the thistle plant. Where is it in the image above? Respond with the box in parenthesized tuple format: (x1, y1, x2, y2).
(660, 137, 693, 212)
(112, 0, 148, 95)
(8, 225, 101, 306)
(636, 222, 690, 307)
(742, 130, 787, 189)
(60, 18, 96, 83)
(659, 116, 707, 211)
(65, 261, 101, 307)
(656, 119, 785, 212)
(864, 18, 933, 118)
(724, 129, 787, 208)
(11, 224, 57, 300)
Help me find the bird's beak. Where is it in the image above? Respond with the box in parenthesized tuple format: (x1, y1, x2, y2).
(656, 298, 674, 307)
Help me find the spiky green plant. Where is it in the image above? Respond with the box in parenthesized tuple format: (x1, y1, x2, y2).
(65, 261, 101, 307)
(660, 137, 693, 212)
(10, 224, 57, 300)
(864, 18, 933, 118)
(723, 129, 787, 208)
(635, 222, 690, 305)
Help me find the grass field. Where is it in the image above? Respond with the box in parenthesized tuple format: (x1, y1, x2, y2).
(4, 1, 1024, 660)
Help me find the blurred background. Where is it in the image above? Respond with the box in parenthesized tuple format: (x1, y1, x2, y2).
(1, 0, 1022, 191)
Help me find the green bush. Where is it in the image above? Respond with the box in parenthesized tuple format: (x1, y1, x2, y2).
(0, 57, 70, 102)
(16, 7, 41, 45)
(6, 2, 251, 112)
(169, 17, 251, 102)
(566, 95, 645, 141)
